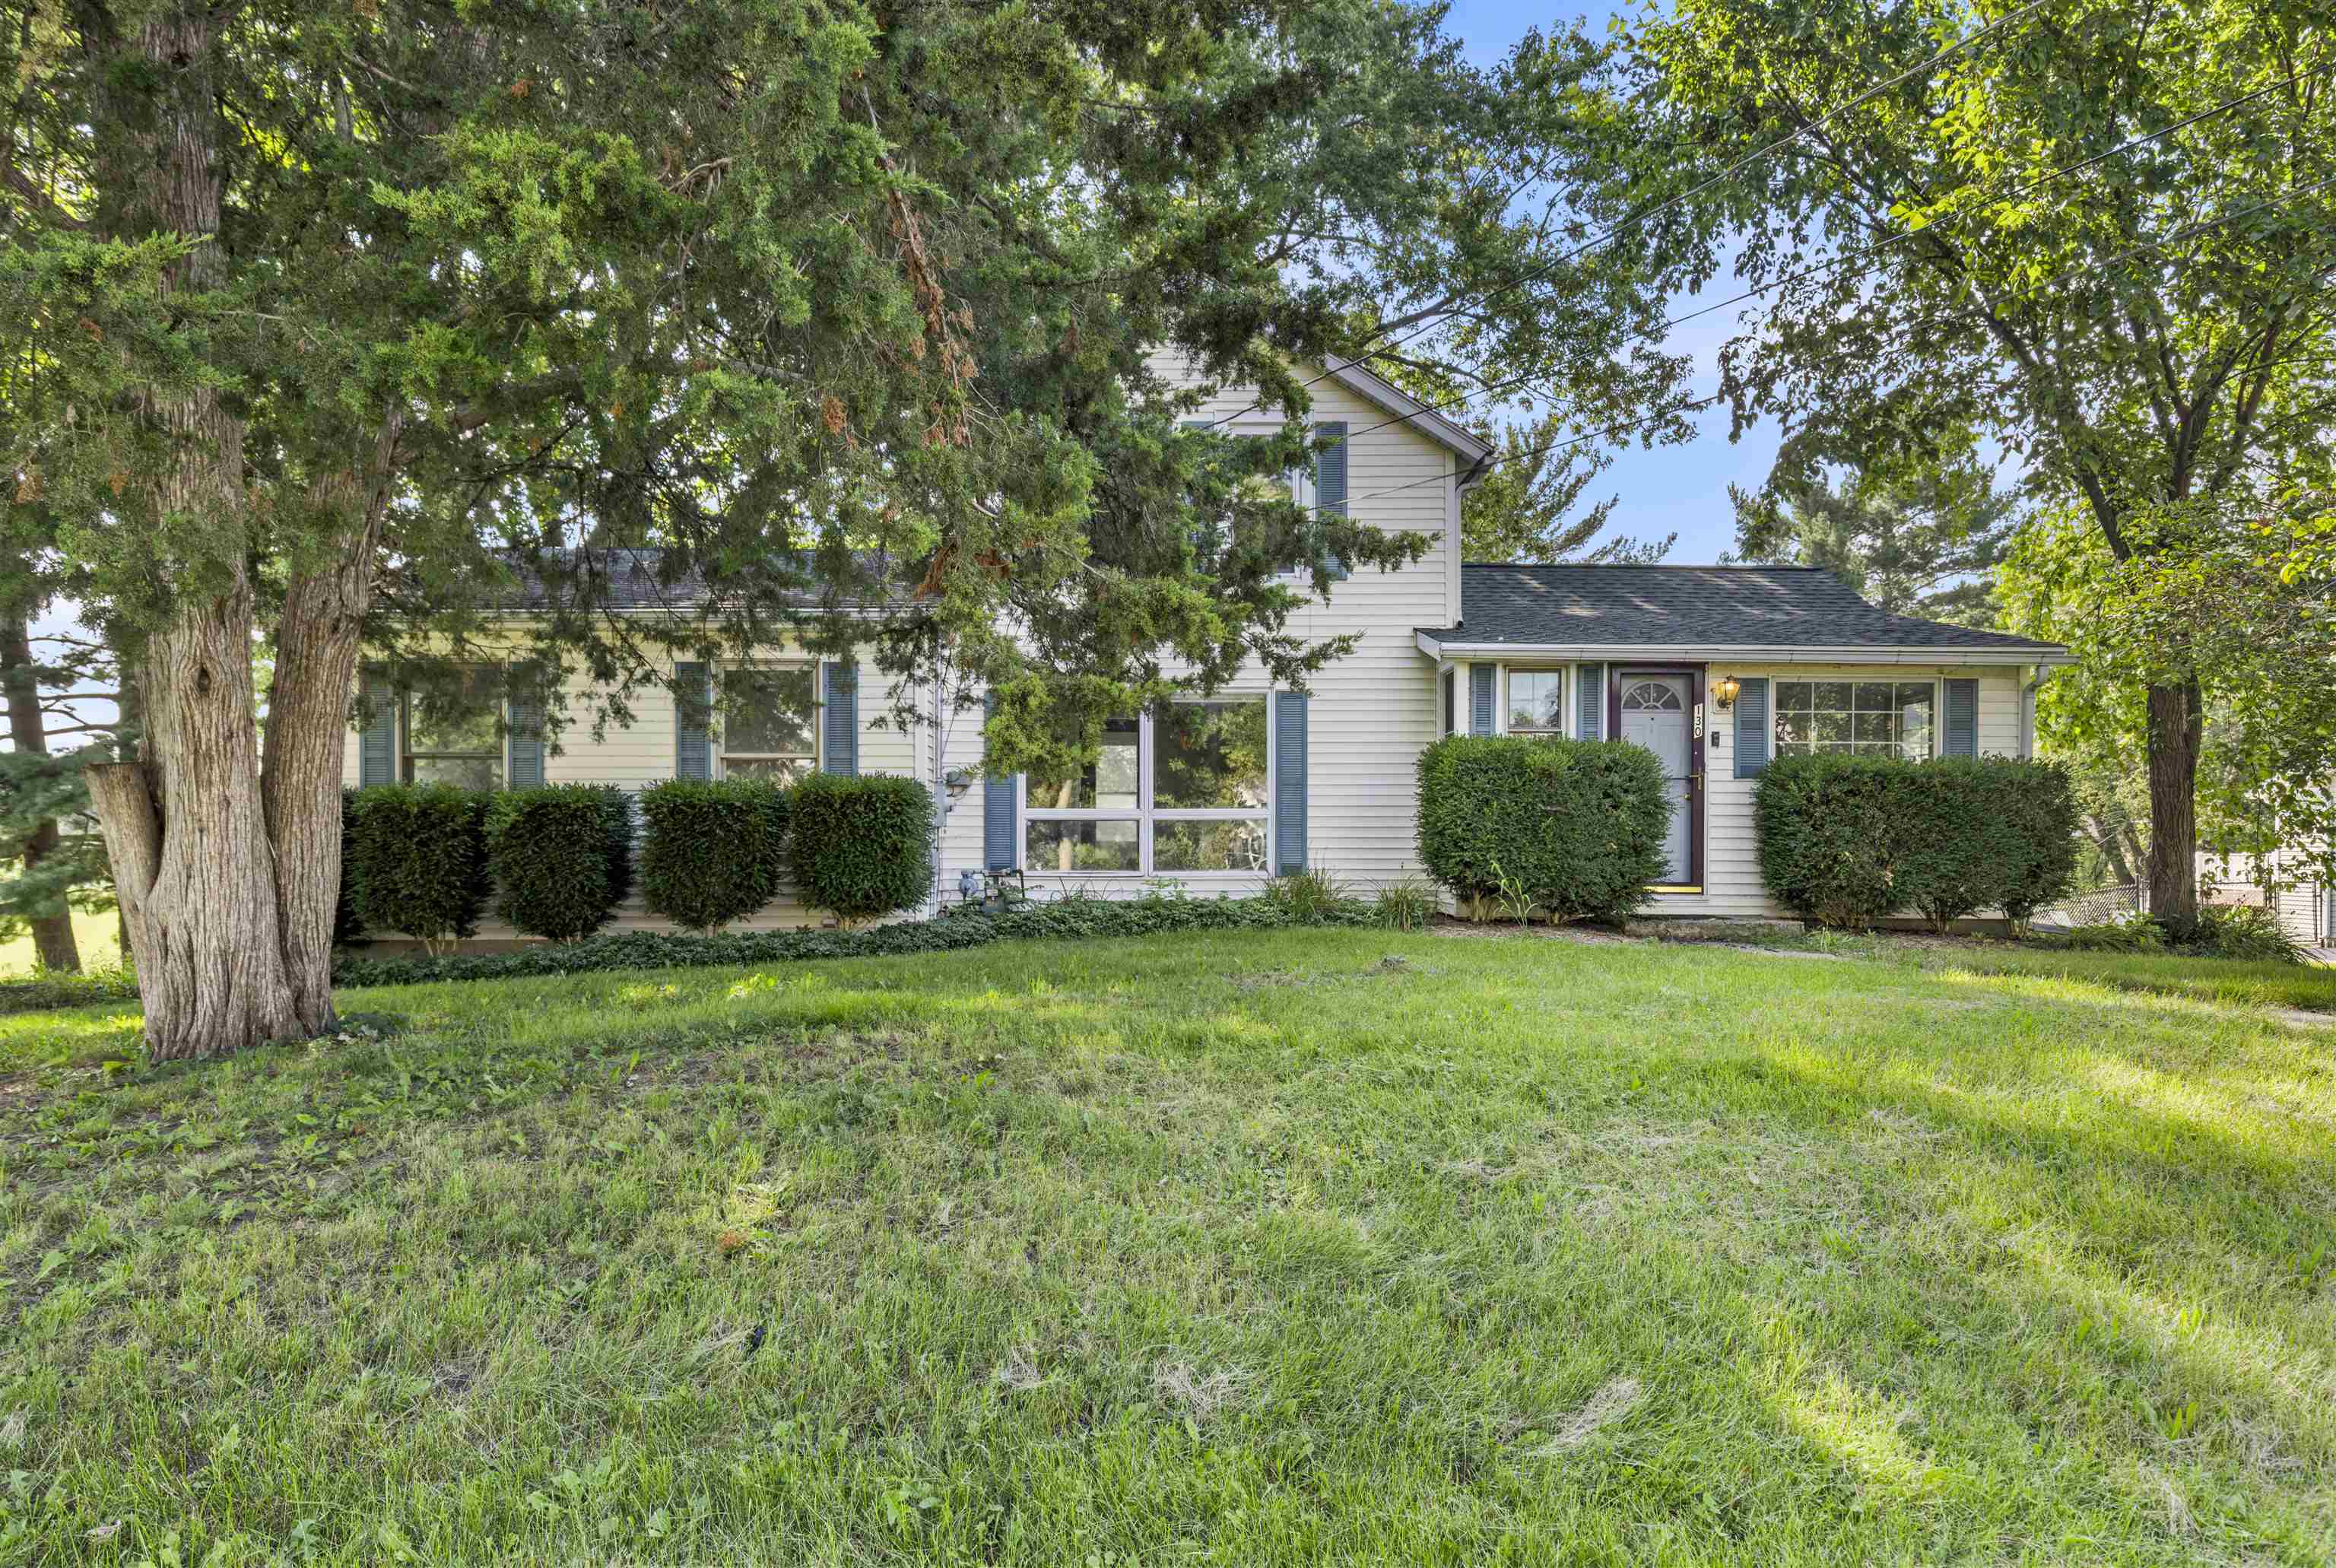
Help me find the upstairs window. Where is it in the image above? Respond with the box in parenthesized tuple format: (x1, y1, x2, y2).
(720, 666, 818, 782)
(402, 667, 504, 789)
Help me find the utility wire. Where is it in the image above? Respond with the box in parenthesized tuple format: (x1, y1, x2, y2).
(1203, 0, 2063, 430)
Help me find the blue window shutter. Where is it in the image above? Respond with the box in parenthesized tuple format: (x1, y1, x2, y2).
(1470, 663, 1495, 735)
(982, 692, 1018, 871)
(1274, 691, 1309, 873)
(1314, 421, 1349, 581)
(506, 680, 544, 789)
(674, 662, 711, 779)
(822, 662, 859, 775)
(1944, 678, 1978, 757)
(1576, 663, 1605, 740)
(357, 667, 397, 786)
(1734, 677, 1769, 779)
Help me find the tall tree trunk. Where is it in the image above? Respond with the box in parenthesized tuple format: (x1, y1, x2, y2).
(83, 8, 303, 1058)
(2144, 679, 2201, 933)
(1, 608, 81, 972)
(263, 440, 401, 1034)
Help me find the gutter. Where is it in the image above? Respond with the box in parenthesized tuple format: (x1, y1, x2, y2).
(1414, 631, 2076, 668)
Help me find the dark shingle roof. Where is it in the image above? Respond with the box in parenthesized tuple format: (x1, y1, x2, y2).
(1427, 564, 2065, 653)
(497, 548, 900, 611)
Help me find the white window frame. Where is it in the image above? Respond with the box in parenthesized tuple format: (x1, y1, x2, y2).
(1019, 697, 1275, 878)
(402, 665, 507, 788)
(717, 662, 820, 782)
(1769, 677, 1942, 761)
(1503, 665, 1568, 738)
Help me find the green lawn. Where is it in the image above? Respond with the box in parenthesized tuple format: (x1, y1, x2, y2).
(4, 930, 2334, 1565)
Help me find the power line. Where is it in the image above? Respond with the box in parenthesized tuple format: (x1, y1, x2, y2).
(1321, 169, 2336, 519)
(1317, 53, 2336, 454)
(1203, 0, 2061, 431)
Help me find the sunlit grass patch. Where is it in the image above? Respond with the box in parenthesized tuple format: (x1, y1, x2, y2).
(2, 928, 2332, 1564)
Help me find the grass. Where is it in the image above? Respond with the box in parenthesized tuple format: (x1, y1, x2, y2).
(4, 929, 2334, 1565)
(0, 909, 120, 978)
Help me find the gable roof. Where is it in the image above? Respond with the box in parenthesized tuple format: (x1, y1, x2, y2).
(1317, 360, 1494, 470)
(1418, 564, 2068, 664)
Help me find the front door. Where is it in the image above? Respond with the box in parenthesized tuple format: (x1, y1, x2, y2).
(1618, 673, 1695, 885)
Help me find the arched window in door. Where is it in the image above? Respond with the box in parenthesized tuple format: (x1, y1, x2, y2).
(1621, 679, 1684, 712)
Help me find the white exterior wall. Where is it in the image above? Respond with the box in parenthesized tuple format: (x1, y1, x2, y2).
(932, 356, 1458, 901)
(2198, 845, 2328, 946)
(341, 648, 928, 940)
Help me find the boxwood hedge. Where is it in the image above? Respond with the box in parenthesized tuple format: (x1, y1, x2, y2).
(344, 784, 493, 952)
(789, 773, 934, 926)
(1755, 752, 2076, 930)
(1417, 735, 1671, 922)
(485, 785, 636, 942)
(636, 778, 792, 933)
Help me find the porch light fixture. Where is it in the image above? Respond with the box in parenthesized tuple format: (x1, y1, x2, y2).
(944, 767, 974, 801)
(1711, 674, 1741, 710)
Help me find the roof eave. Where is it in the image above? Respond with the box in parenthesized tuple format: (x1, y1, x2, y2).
(1321, 359, 1494, 465)
(1414, 631, 2074, 667)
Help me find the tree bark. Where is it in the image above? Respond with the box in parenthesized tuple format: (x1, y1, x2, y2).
(262, 434, 401, 1034)
(1, 608, 81, 972)
(81, 7, 306, 1057)
(2144, 679, 2201, 933)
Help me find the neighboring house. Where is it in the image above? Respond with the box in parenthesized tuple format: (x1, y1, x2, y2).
(343, 357, 2072, 943)
(2195, 846, 2331, 947)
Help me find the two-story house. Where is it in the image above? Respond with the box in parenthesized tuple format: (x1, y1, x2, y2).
(344, 356, 2071, 940)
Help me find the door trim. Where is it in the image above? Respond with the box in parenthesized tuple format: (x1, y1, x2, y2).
(1608, 664, 1706, 893)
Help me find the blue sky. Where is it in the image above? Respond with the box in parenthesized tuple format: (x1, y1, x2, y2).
(1441, 0, 1779, 563)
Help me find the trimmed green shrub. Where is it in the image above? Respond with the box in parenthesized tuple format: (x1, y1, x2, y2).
(1895, 758, 2020, 933)
(1754, 753, 1908, 928)
(1989, 758, 2079, 932)
(335, 892, 1376, 988)
(1757, 753, 2082, 930)
(1417, 735, 1670, 923)
(637, 778, 791, 933)
(345, 784, 493, 953)
(0, 961, 140, 1016)
(485, 785, 636, 941)
(333, 788, 365, 947)
(788, 773, 934, 925)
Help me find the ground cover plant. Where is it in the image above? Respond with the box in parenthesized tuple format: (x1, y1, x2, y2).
(3, 931, 2334, 1564)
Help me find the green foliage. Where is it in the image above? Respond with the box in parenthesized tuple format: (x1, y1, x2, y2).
(484, 786, 636, 943)
(1373, 876, 1441, 932)
(334, 893, 1376, 988)
(1992, 760, 2082, 930)
(636, 779, 791, 935)
(1729, 453, 2018, 624)
(333, 789, 365, 949)
(787, 774, 934, 926)
(2049, 918, 2167, 954)
(1416, 736, 1671, 923)
(345, 786, 493, 953)
(1756, 754, 2077, 931)
(0, 959, 138, 1016)
(1260, 868, 1357, 921)
(2185, 905, 2309, 965)
(1454, 414, 1673, 565)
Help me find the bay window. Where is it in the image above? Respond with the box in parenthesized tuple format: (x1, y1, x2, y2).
(1024, 699, 1271, 874)
(1773, 680, 1936, 760)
